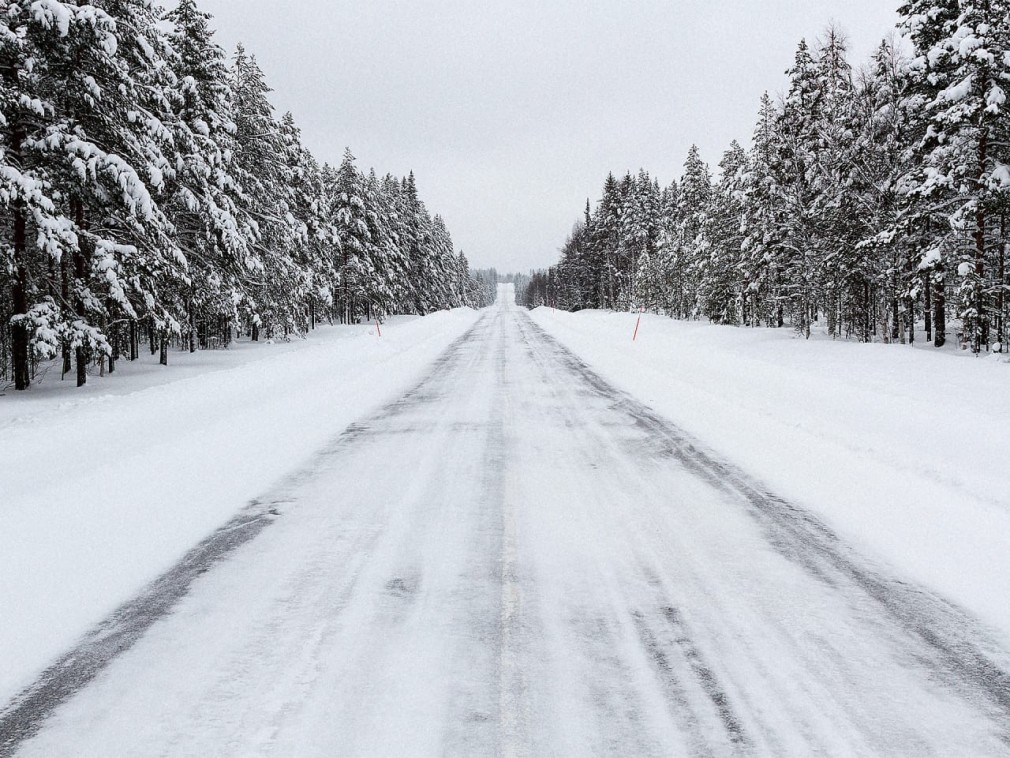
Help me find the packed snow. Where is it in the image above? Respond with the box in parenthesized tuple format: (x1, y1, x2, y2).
(530, 306, 1010, 646)
(0, 309, 480, 708)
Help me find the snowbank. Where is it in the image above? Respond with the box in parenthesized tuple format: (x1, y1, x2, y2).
(530, 308, 1010, 644)
(0, 309, 480, 705)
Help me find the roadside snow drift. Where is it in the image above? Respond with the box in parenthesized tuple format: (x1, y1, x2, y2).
(530, 307, 1010, 645)
(0, 309, 480, 706)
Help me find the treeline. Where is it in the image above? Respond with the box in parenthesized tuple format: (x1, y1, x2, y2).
(527, 2, 1010, 353)
(0, 0, 492, 391)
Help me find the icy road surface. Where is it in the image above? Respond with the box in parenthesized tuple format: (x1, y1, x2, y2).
(7, 294, 1010, 757)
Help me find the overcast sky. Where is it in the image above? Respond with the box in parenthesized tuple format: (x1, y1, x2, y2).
(191, 0, 900, 273)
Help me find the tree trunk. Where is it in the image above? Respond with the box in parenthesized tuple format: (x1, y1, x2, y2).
(973, 132, 988, 353)
(924, 273, 932, 342)
(130, 320, 139, 361)
(72, 198, 91, 388)
(61, 247, 72, 377)
(11, 206, 30, 391)
(933, 275, 946, 348)
(999, 214, 1006, 351)
(188, 297, 197, 353)
(109, 320, 117, 374)
(906, 294, 914, 345)
(159, 331, 168, 366)
(890, 278, 900, 344)
(75, 346, 87, 387)
(6, 63, 31, 391)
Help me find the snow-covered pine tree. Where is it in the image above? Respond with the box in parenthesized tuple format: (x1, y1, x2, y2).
(379, 172, 412, 315)
(331, 148, 370, 323)
(165, 0, 257, 351)
(592, 173, 623, 310)
(775, 38, 825, 338)
(809, 26, 864, 340)
(1, 1, 81, 389)
(847, 37, 921, 344)
(430, 214, 456, 310)
(675, 145, 713, 320)
(740, 93, 784, 328)
(621, 169, 660, 310)
(700, 141, 748, 324)
(230, 43, 285, 339)
(899, 0, 1010, 352)
(33, 0, 183, 382)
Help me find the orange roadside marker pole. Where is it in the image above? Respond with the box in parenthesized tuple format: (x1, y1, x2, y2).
(633, 306, 644, 341)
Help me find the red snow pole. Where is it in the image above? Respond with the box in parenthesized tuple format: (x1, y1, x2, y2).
(375, 320, 382, 337)
(632, 306, 644, 341)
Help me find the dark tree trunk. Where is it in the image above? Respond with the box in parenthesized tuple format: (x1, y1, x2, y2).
(11, 206, 30, 391)
(933, 275, 946, 348)
(924, 273, 932, 342)
(906, 294, 915, 345)
(159, 331, 168, 366)
(72, 199, 92, 388)
(6, 63, 31, 390)
(75, 346, 87, 387)
(973, 132, 988, 353)
(890, 268, 900, 343)
(188, 298, 197, 353)
(149, 319, 157, 355)
(999, 215, 1007, 351)
(109, 321, 118, 374)
(130, 320, 139, 361)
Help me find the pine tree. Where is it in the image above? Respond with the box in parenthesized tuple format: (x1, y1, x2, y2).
(701, 142, 748, 324)
(674, 145, 713, 319)
(1, 1, 82, 389)
(331, 148, 369, 323)
(899, 0, 1010, 352)
(621, 169, 660, 309)
(35, 0, 182, 382)
(165, 0, 256, 350)
(740, 93, 784, 327)
(588, 174, 621, 309)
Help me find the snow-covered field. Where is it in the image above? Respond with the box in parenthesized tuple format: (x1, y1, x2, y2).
(530, 307, 1010, 645)
(0, 309, 480, 707)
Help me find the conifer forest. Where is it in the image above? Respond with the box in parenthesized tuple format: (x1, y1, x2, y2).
(0, 0, 493, 391)
(522, 3, 1010, 356)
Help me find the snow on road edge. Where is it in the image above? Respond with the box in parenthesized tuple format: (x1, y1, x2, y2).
(530, 307, 1010, 645)
(0, 308, 481, 705)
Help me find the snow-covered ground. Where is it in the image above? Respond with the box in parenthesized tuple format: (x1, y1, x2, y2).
(5, 288, 1009, 756)
(529, 307, 1010, 645)
(0, 309, 480, 708)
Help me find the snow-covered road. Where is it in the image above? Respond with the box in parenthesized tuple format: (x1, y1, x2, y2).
(7, 292, 1010, 756)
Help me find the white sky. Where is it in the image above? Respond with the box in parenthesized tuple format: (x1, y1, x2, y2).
(189, 0, 900, 272)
